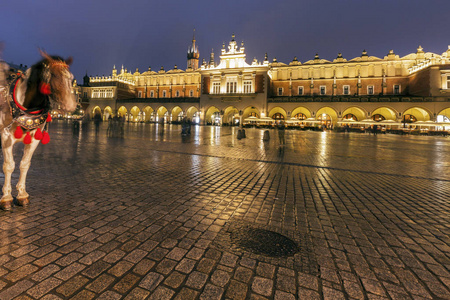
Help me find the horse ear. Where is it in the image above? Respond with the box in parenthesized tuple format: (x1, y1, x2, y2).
(65, 57, 73, 66)
(38, 48, 52, 62)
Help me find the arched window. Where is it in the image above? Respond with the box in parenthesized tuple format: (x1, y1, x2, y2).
(372, 114, 385, 122)
(272, 113, 285, 120)
(318, 113, 332, 128)
(403, 114, 417, 123)
(343, 114, 357, 121)
(293, 113, 307, 120)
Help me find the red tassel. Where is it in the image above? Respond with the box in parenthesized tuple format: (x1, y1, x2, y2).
(24, 132, 32, 144)
(46, 114, 52, 123)
(41, 131, 50, 144)
(34, 128, 43, 140)
(39, 82, 51, 95)
(14, 126, 23, 139)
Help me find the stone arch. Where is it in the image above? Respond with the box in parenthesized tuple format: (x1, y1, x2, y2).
(268, 107, 287, 120)
(156, 106, 168, 122)
(341, 106, 366, 121)
(143, 106, 154, 122)
(291, 106, 312, 120)
(171, 106, 183, 122)
(205, 106, 221, 125)
(117, 106, 128, 121)
(316, 106, 338, 127)
(186, 106, 200, 124)
(371, 106, 397, 121)
(402, 107, 432, 122)
(104, 106, 113, 121)
(92, 106, 102, 117)
(130, 106, 141, 122)
(242, 106, 260, 119)
(223, 106, 240, 126)
(437, 107, 450, 122)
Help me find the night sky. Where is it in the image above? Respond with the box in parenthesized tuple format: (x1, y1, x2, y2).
(1, 0, 448, 82)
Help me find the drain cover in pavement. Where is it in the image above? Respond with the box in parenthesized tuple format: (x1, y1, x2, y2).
(229, 226, 299, 257)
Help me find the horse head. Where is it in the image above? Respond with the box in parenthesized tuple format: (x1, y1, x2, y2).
(37, 49, 77, 112)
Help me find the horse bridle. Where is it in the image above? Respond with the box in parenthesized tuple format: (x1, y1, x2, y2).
(8, 73, 50, 130)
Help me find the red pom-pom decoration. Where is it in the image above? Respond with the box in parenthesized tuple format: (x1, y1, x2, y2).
(41, 131, 50, 144)
(14, 126, 23, 139)
(39, 82, 51, 95)
(24, 132, 32, 144)
(46, 114, 52, 123)
(34, 128, 43, 140)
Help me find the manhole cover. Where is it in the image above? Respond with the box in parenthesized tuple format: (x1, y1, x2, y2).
(229, 225, 299, 257)
(211, 219, 319, 275)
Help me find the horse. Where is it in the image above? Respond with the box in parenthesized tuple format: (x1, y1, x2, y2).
(0, 50, 77, 210)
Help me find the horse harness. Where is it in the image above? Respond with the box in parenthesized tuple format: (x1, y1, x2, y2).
(3, 72, 52, 144)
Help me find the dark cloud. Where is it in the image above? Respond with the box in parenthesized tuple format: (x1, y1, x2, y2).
(1, 0, 448, 81)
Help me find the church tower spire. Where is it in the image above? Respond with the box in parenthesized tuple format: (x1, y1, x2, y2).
(187, 29, 200, 70)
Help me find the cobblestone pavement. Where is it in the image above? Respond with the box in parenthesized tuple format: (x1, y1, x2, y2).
(0, 121, 449, 299)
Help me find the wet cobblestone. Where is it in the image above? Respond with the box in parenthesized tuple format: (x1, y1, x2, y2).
(0, 121, 449, 299)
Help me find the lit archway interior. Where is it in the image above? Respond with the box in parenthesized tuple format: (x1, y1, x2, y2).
(185, 106, 199, 123)
(205, 106, 221, 125)
(104, 106, 113, 120)
(316, 107, 338, 124)
(223, 106, 239, 125)
(117, 106, 127, 117)
(242, 106, 260, 119)
(186, 106, 199, 120)
(291, 107, 311, 119)
(143, 106, 154, 122)
(437, 108, 450, 122)
(171, 106, 183, 122)
(92, 106, 102, 117)
(403, 107, 431, 122)
(130, 106, 141, 122)
(157, 106, 168, 121)
(268, 107, 287, 119)
(341, 107, 366, 121)
(371, 107, 397, 121)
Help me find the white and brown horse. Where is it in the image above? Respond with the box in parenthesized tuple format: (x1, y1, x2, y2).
(0, 50, 77, 210)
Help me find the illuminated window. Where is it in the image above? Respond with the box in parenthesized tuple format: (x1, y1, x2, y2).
(226, 81, 237, 93)
(162, 90, 167, 97)
(243, 81, 252, 93)
(320, 86, 326, 95)
(298, 86, 304, 95)
(213, 82, 220, 94)
(150, 90, 154, 98)
(367, 85, 374, 95)
(272, 113, 285, 120)
(189, 90, 194, 97)
(403, 114, 417, 123)
(372, 114, 385, 122)
(138, 91, 142, 98)
(343, 113, 357, 121)
(278, 88, 283, 96)
(293, 113, 306, 120)
(343, 85, 350, 95)
(393, 85, 400, 95)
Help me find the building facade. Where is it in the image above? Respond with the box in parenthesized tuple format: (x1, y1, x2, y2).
(79, 35, 450, 129)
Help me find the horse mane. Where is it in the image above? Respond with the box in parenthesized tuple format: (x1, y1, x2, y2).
(23, 55, 68, 110)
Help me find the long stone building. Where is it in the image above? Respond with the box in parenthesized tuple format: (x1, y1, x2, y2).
(78, 34, 450, 129)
